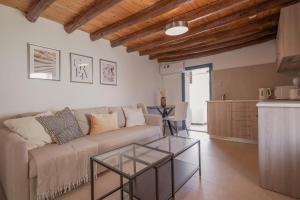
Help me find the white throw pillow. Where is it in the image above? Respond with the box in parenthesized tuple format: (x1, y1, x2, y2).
(123, 107, 145, 127)
(4, 111, 53, 150)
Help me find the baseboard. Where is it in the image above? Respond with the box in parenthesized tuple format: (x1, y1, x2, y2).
(209, 135, 258, 144)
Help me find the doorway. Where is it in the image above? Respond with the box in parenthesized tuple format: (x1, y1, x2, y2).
(182, 63, 212, 133)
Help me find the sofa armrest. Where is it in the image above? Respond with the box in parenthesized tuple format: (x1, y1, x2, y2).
(144, 114, 162, 127)
(0, 128, 29, 200)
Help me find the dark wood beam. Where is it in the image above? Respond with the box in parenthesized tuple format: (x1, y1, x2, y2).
(151, 30, 277, 60)
(110, 0, 243, 47)
(90, 0, 190, 41)
(127, 0, 293, 53)
(158, 35, 276, 62)
(26, 0, 56, 22)
(149, 28, 277, 59)
(140, 15, 279, 56)
(64, 0, 122, 33)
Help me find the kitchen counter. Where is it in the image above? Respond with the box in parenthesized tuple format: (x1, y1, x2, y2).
(208, 100, 259, 103)
(257, 100, 300, 108)
(258, 103, 300, 198)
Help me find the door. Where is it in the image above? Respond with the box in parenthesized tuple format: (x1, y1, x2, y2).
(182, 63, 212, 132)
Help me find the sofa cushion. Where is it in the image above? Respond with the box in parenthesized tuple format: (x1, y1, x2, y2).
(73, 107, 108, 135)
(88, 125, 162, 153)
(108, 106, 125, 128)
(36, 107, 83, 144)
(3, 111, 53, 150)
(90, 112, 119, 135)
(123, 107, 145, 127)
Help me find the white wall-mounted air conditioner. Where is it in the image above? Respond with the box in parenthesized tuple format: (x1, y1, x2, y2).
(159, 62, 184, 75)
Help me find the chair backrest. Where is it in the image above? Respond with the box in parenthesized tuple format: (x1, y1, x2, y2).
(174, 102, 189, 121)
(137, 103, 148, 114)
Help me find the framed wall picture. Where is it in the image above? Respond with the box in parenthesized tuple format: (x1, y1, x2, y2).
(28, 43, 61, 81)
(70, 53, 93, 84)
(100, 59, 117, 86)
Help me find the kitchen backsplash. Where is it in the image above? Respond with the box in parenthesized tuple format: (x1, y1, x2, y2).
(212, 63, 296, 100)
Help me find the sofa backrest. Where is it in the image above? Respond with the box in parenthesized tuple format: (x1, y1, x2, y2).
(0, 105, 136, 135)
(73, 107, 109, 135)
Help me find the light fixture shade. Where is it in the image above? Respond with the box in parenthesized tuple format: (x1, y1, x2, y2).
(165, 21, 189, 36)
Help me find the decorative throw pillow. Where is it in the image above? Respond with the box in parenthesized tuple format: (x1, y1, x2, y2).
(3, 111, 53, 150)
(36, 107, 83, 144)
(123, 107, 145, 127)
(90, 112, 119, 135)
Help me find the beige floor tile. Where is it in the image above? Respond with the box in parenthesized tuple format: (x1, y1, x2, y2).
(1, 131, 297, 200)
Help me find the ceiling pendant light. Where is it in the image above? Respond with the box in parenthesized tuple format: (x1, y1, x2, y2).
(165, 21, 189, 36)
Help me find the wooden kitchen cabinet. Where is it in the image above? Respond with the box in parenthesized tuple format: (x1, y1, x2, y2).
(277, 2, 300, 72)
(257, 102, 300, 198)
(208, 101, 258, 141)
(207, 102, 231, 137)
(231, 102, 258, 140)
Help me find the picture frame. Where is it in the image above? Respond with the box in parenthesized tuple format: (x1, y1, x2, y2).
(70, 53, 93, 84)
(100, 59, 117, 86)
(27, 43, 61, 81)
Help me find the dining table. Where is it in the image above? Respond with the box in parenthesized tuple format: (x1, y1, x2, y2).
(147, 105, 175, 118)
(147, 105, 176, 136)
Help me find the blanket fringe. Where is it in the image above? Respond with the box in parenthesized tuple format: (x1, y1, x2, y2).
(37, 174, 98, 200)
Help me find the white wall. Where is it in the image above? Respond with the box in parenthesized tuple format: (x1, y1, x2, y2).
(161, 40, 277, 104)
(0, 5, 161, 118)
(185, 40, 277, 70)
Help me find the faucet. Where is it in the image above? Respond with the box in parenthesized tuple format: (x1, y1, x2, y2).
(221, 94, 226, 101)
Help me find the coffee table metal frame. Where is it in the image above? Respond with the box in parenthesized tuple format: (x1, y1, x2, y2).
(90, 143, 174, 200)
(144, 135, 201, 194)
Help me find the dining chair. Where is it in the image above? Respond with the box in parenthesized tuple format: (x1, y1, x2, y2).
(164, 102, 189, 136)
(137, 103, 148, 114)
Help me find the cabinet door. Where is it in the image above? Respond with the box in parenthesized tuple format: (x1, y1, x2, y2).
(208, 102, 231, 137)
(231, 102, 258, 140)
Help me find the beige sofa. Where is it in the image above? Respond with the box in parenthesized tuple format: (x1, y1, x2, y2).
(0, 106, 163, 200)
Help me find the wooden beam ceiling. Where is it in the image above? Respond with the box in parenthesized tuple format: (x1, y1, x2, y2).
(158, 35, 276, 62)
(3, 0, 298, 62)
(64, 0, 122, 33)
(140, 15, 279, 56)
(148, 28, 275, 58)
(110, 0, 244, 47)
(26, 0, 56, 22)
(151, 30, 277, 60)
(127, 0, 291, 53)
(90, 0, 191, 41)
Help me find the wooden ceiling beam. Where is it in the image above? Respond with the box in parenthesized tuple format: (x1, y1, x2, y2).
(64, 0, 122, 33)
(158, 35, 276, 62)
(26, 0, 56, 22)
(140, 15, 279, 56)
(110, 0, 243, 47)
(149, 28, 277, 59)
(128, 0, 293, 53)
(90, 0, 190, 41)
(151, 30, 277, 60)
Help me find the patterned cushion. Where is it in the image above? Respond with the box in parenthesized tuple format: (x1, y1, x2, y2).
(36, 107, 83, 144)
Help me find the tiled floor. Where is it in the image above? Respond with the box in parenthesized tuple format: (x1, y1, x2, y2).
(189, 124, 207, 132)
(1, 131, 297, 200)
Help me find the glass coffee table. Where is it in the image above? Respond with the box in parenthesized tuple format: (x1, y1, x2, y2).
(145, 136, 201, 193)
(90, 136, 200, 200)
(90, 143, 174, 200)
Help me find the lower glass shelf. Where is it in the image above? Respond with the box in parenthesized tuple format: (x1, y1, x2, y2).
(123, 159, 199, 200)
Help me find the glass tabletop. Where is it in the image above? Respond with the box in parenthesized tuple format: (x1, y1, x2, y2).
(145, 136, 199, 156)
(92, 144, 171, 178)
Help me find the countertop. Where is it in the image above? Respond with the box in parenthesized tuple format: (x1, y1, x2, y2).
(257, 100, 300, 108)
(208, 100, 259, 103)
